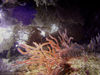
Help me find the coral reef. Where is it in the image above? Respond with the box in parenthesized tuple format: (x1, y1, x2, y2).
(68, 55, 100, 75)
(13, 55, 100, 75)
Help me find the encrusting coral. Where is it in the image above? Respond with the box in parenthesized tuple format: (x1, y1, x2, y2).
(15, 29, 84, 75)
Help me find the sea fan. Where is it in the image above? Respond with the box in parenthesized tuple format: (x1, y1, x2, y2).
(16, 29, 84, 75)
(88, 33, 100, 53)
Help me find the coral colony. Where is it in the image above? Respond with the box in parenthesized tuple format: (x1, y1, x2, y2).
(16, 30, 84, 75)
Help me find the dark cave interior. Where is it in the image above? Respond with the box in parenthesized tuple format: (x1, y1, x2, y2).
(0, 0, 100, 44)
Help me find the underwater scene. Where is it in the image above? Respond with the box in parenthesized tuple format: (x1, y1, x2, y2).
(0, 0, 100, 75)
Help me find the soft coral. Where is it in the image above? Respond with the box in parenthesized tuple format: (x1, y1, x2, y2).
(16, 29, 84, 75)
